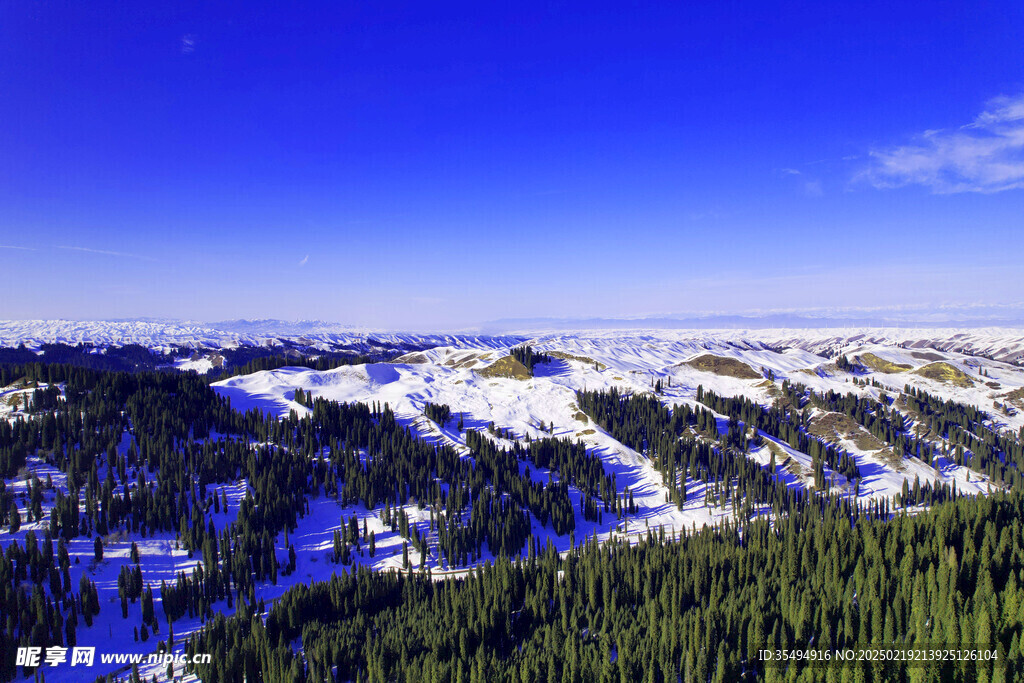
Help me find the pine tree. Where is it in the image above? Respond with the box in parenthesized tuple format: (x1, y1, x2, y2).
(8, 500, 19, 533)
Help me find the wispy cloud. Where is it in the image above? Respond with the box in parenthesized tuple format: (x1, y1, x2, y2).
(858, 93, 1024, 193)
(777, 167, 823, 196)
(0, 245, 36, 251)
(181, 34, 197, 54)
(686, 209, 728, 221)
(299, 254, 309, 267)
(58, 246, 156, 261)
(802, 179, 823, 197)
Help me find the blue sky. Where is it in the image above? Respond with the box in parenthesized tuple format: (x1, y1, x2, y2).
(1, 1, 1023, 329)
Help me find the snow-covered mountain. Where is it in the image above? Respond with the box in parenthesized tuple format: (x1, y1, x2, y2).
(0, 319, 520, 355)
(4, 322, 1024, 681)
(3, 319, 1024, 365)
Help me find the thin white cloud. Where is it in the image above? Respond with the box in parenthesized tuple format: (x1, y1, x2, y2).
(803, 180, 823, 197)
(0, 245, 36, 251)
(181, 34, 196, 54)
(299, 254, 309, 266)
(778, 167, 823, 195)
(858, 93, 1024, 193)
(58, 245, 156, 261)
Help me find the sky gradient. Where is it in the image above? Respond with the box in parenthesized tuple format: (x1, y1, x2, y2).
(2, 1, 1023, 329)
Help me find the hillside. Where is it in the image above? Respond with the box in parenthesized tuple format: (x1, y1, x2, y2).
(2, 327, 1024, 680)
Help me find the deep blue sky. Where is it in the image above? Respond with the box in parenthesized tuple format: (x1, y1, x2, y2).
(2, 1, 1023, 329)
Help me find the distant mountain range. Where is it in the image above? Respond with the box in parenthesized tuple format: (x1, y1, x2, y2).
(2, 318, 1024, 364)
(481, 313, 1024, 333)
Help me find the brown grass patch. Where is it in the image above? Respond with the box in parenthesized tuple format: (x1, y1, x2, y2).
(809, 411, 885, 451)
(392, 352, 430, 364)
(858, 353, 912, 373)
(445, 352, 492, 369)
(1002, 388, 1024, 410)
(896, 396, 939, 440)
(765, 440, 787, 463)
(681, 354, 761, 379)
(779, 454, 811, 483)
(477, 355, 532, 380)
(755, 379, 782, 398)
(548, 351, 607, 371)
(772, 393, 798, 413)
(877, 448, 905, 470)
(913, 362, 975, 388)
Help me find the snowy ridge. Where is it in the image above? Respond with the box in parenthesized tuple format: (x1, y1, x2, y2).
(3, 319, 1024, 364)
(215, 333, 1021, 509)
(0, 319, 520, 353)
(522, 328, 1024, 365)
